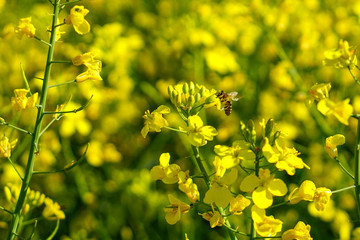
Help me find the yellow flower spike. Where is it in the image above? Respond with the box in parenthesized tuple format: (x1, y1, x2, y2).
(15, 17, 36, 39)
(164, 194, 190, 225)
(323, 39, 357, 69)
(65, 5, 90, 35)
(0, 135, 17, 158)
(42, 198, 65, 220)
(288, 180, 316, 204)
(178, 171, 200, 203)
(251, 205, 283, 237)
(11, 89, 38, 111)
(317, 98, 353, 125)
(240, 168, 287, 209)
(282, 221, 313, 240)
(150, 153, 180, 184)
(313, 187, 332, 211)
(325, 134, 345, 159)
(182, 115, 217, 147)
(229, 194, 251, 215)
(141, 105, 170, 138)
(262, 138, 309, 175)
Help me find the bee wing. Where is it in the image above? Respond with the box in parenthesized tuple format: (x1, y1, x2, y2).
(228, 92, 239, 101)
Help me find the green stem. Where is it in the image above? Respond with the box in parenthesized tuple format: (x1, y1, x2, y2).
(354, 118, 360, 219)
(0, 206, 13, 215)
(1, 122, 32, 135)
(163, 126, 187, 134)
(6, 1, 60, 239)
(334, 157, 354, 179)
(50, 60, 72, 64)
(7, 156, 23, 180)
(348, 66, 360, 85)
(34, 36, 51, 47)
(332, 185, 356, 194)
(48, 79, 76, 88)
(190, 146, 237, 240)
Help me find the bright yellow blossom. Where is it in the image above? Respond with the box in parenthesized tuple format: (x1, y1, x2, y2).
(251, 205, 283, 237)
(323, 39, 357, 69)
(282, 221, 313, 240)
(15, 17, 36, 39)
(75, 60, 103, 83)
(262, 138, 309, 175)
(65, 5, 90, 35)
(288, 180, 332, 211)
(325, 134, 345, 159)
(0, 135, 17, 158)
(240, 168, 287, 209)
(178, 171, 200, 203)
(164, 194, 190, 225)
(317, 98, 353, 125)
(200, 205, 225, 228)
(181, 115, 217, 147)
(307, 83, 331, 105)
(72, 52, 97, 66)
(42, 198, 65, 220)
(288, 180, 316, 204)
(229, 194, 251, 215)
(141, 105, 170, 138)
(11, 89, 38, 111)
(313, 187, 332, 211)
(150, 153, 180, 184)
(214, 140, 256, 170)
(204, 168, 237, 208)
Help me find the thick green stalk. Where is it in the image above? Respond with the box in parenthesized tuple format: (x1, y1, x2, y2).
(354, 119, 360, 218)
(191, 146, 238, 240)
(6, 1, 60, 239)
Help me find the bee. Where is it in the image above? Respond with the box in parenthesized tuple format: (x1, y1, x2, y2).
(216, 90, 239, 116)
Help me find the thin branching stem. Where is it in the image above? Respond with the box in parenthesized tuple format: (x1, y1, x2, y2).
(332, 185, 356, 194)
(48, 79, 76, 88)
(50, 60, 72, 64)
(0, 206, 13, 215)
(1, 122, 32, 135)
(354, 119, 360, 219)
(6, 1, 61, 239)
(7, 157, 23, 180)
(334, 157, 354, 179)
(163, 126, 187, 134)
(348, 66, 360, 85)
(43, 95, 92, 115)
(34, 36, 51, 47)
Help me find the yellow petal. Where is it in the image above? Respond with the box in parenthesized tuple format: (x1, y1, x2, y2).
(240, 175, 260, 192)
(268, 178, 287, 196)
(253, 187, 273, 209)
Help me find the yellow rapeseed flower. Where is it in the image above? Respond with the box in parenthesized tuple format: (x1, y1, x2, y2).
(0, 135, 17, 158)
(11, 89, 38, 111)
(141, 105, 170, 138)
(240, 168, 287, 209)
(150, 153, 180, 184)
(317, 98, 353, 125)
(229, 194, 251, 215)
(262, 138, 310, 175)
(65, 5, 90, 35)
(181, 115, 217, 147)
(323, 39, 357, 69)
(214, 140, 256, 170)
(282, 221, 313, 240)
(288, 180, 332, 211)
(42, 198, 65, 220)
(178, 171, 200, 203)
(307, 83, 331, 105)
(15, 17, 36, 39)
(251, 205, 283, 237)
(199, 205, 225, 228)
(325, 134, 345, 159)
(164, 194, 190, 225)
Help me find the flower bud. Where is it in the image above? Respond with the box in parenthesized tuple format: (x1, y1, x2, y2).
(265, 119, 274, 138)
(176, 92, 182, 107)
(200, 87, 206, 97)
(22, 203, 30, 215)
(188, 95, 195, 107)
(195, 93, 201, 103)
(168, 85, 175, 100)
(248, 120, 256, 144)
(0, 117, 5, 124)
(189, 81, 195, 95)
(183, 82, 189, 94)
